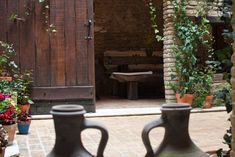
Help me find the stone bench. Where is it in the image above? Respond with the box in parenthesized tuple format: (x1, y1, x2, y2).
(110, 71, 153, 100)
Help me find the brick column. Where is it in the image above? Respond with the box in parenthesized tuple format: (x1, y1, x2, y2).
(163, 0, 177, 103)
(230, 1, 235, 156)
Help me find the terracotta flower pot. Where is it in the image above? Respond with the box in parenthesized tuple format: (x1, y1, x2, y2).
(0, 77, 12, 82)
(0, 148, 5, 157)
(175, 93, 194, 106)
(203, 95, 213, 109)
(17, 104, 30, 113)
(3, 123, 17, 145)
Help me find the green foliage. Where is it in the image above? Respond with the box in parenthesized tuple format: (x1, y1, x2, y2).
(0, 80, 14, 96)
(39, 0, 57, 34)
(192, 68, 214, 107)
(9, 13, 19, 21)
(212, 84, 232, 112)
(0, 41, 18, 77)
(144, 1, 162, 56)
(0, 41, 34, 105)
(147, 1, 162, 42)
(170, 0, 216, 101)
(14, 71, 34, 105)
(8, 0, 56, 34)
(214, 45, 233, 82)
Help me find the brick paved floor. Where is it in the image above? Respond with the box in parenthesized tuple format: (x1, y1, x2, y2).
(15, 111, 230, 157)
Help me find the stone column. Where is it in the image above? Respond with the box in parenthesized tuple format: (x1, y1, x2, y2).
(163, 0, 177, 103)
(230, 1, 235, 156)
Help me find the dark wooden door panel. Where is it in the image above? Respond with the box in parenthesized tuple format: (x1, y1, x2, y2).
(65, 0, 77, 86)
(19, 0, 36, 73)
(7, 0, 20, 65)
(32, 86, 94, 100)
(50, 0, 66, 86)
(76, 0, 89, 85)
(0, 0, 7, 41)
(0, 0, 95, 103)
(35, 1, 51, 86)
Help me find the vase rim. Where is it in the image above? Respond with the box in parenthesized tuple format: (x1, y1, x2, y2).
(50, 104, 86, 116)
(161, 103, 192, 111)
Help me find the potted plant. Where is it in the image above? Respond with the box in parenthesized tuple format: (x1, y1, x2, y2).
(14, 71, 34, 113)
(192, 64, 216, 108)
(0, 96, 18, 145)
(0, 41, 18, 81)
(0, 124, 8, 157)
(17, 112, 31, 134)
(170, 0, 215, 106)
(0, 80, 14, 99)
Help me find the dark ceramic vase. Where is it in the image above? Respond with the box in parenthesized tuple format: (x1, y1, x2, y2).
(47, 105, 109, 157)
(142, 103, 209, 157)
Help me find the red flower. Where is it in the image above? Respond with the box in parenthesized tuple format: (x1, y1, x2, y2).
(4, 95, 11, 99)
(0, 104, 17, 125)
(0, 94, 5, 101)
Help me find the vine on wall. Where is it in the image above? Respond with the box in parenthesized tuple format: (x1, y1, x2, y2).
(170, 0, 217, 107)
(147, 0, 162, 42)
(9, 0, 56, 34)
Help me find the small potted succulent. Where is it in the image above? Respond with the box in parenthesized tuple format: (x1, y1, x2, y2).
(17, 112, 31, 134)
(0, 124, 8, 157)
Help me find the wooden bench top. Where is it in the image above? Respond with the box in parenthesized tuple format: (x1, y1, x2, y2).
(112, 71, 153, 76)
(110, 71, 153, 82)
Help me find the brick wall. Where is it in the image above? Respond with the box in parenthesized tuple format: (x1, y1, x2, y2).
(94, 0, 164, 98)
(94, 0, 163, 58)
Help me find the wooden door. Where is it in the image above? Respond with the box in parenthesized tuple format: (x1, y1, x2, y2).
(1, 0, 95, 112)
(32, 0, 95, 112)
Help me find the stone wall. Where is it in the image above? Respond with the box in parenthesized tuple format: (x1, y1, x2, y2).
(187, 0, 223, 17)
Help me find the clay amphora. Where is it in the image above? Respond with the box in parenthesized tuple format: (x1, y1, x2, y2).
(142, 103, 209, 157)
(47, 105, 109, 157)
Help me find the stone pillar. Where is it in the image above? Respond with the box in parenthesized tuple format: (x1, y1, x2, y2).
(230, 1, 235, 156)
(163, 0, 177, 103)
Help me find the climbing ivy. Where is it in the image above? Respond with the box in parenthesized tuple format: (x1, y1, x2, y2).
(147, 1, 162, 42)
(170, 0, 217, 107)
(9, 0, 56, 34)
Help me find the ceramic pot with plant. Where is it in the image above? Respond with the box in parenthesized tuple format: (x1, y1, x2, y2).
(0, 124, 8, 157)
(17, 95, 33, 113)
(17, 112, 31, 134)
(0, 97, 18, 145)
(192, 69, 214, 108)
(15, 71, 34, 113)
(175, 93, 194, 106)
(170, 0, 216, 107)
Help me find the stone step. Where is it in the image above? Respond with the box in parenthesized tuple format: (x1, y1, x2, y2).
(5, 140, 20, 157)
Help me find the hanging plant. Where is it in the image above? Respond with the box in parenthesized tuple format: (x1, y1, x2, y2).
(8, 0, 57, 34)
(39, 0, 57, 34)
(147, 0, 162, 42)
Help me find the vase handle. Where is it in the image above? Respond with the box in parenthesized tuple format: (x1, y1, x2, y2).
(83, 119, 109, 157)
(142, 117, 165, 157)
